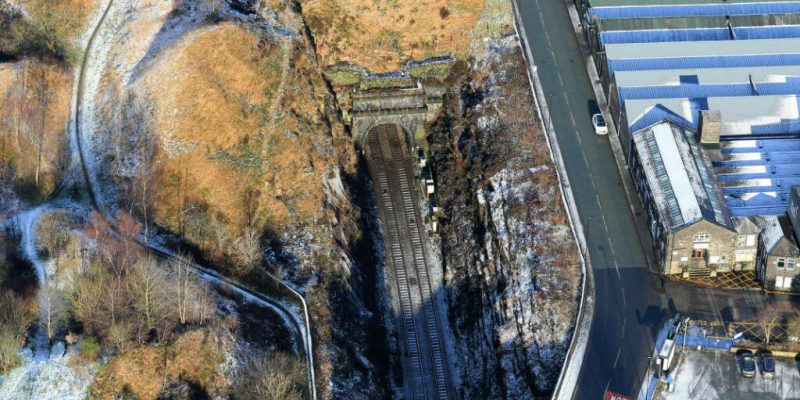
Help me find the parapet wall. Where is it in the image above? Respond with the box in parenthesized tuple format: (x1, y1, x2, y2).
(351, 86, 442, 148)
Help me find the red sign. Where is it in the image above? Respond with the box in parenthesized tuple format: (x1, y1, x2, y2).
(603, 391, 631, 400)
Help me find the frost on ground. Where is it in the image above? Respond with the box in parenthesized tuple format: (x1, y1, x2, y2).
(660, 350, 800, 400)
(428, 35, 581, 398)
(0, 347, 97, 400)
(77, 0, 391, 397)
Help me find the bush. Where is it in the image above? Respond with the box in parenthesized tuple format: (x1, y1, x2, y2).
(0, 0, 89, 65)
(230, 352, 307, 400)
(78, 337, 101, 361)
(0, 292, 33, 372)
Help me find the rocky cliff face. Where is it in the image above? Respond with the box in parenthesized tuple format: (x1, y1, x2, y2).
(427, 37, 581, 399)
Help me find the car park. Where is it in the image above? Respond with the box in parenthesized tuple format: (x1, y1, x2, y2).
(759, 350, 775, 378)
(739, 350, 756, 378)
(592, 113, 608, 135)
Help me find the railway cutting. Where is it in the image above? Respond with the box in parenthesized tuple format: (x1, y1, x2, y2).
(355, 87, 455, 400)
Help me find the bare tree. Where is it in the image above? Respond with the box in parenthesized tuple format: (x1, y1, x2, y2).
(30, 63, 49, 191)
(231, 352, 307, 400)
(70, 262, 106, 336)
(121, 94, 158, 243)
(192, 280, 215, 326)
(170, 256, 196, 325)
(129, 256, 170, 336)
(39, 280, 63, 339)
(756, 305, 791, 345)
(234, 227, 262, 276)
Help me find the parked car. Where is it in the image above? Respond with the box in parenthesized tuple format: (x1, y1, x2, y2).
(592, 113, 608, 135)
(740, 350, 756, 378)
(760, 350, 776, 378)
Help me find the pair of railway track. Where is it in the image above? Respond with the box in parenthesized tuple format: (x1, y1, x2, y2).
(366, 124, 454, 400)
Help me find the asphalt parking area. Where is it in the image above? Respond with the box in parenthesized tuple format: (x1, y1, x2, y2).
(658, 350, 800, 400)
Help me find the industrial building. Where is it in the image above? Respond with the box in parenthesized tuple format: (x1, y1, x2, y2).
(580, 0, 800, 290)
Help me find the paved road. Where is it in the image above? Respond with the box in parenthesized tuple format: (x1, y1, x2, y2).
(516, 0, 668, 398)
(516, 1, 800, 399)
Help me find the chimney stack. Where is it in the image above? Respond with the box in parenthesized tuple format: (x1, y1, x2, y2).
(698, 110, 721, 146)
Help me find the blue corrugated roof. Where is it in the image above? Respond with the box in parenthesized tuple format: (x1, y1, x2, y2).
(713, 138, 800, 215)
(592, 0, 800, 217)
(609, 54, 800, 74)
(590, 2, 800, 19)
(600, 26, 800, 47)
(628, 101, 706, 132)
(618, 78, 800, 102)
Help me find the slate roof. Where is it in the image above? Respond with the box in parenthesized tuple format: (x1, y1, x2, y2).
(633, 121, 733, 231)
(753, 215, 800, 255)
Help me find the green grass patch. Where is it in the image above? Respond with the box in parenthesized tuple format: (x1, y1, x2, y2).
(78, 337, 101, 362)
(408, 62, 454, 80)
(324, 68, 362, 86)
(360, 76, 415, 90)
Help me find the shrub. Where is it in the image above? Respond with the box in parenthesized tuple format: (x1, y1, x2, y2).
(230, 352, 307, 400)
(0, 292, 33, 372)
(78, 337, 101, 361)
(0, 2, 84, 65)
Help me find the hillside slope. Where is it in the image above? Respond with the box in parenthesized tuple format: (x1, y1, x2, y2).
(84, 1, 388, 397)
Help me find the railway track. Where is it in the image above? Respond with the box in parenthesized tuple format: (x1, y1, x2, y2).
(366, 124, 454, 400)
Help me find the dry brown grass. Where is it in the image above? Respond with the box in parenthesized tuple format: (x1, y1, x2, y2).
(141, 23, 284, 229)
(90, 329, 227, 400)
(132, 20, 340, 268)
(299, 0, 486, 72)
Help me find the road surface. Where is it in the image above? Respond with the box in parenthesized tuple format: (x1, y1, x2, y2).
(516, 0, 668, 397)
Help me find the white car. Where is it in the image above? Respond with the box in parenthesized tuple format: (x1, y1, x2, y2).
(592, 113, 608, 135)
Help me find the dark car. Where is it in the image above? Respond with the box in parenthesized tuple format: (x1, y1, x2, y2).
(760, 350, 776, 378)
(740, 350, 756, 378)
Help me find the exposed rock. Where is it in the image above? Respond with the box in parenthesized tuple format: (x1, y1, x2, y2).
(428, 37, 581, 398)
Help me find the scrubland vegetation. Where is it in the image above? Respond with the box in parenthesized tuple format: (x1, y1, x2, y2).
(0, 0, 96, 65)
(0, 0, 99, 203)
(0, 61, 72, 202)
(0, 224, 36, 374)
(299, 0, 487, 72)
(34, 210, 217, 350)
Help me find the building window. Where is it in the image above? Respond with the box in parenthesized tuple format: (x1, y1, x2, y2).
(776, 276, 793, 290)
(788, 258, 796, 271)
(693, 232, 711, 243)
(777, 258, 786, 269)
(736, 234, 757, 247)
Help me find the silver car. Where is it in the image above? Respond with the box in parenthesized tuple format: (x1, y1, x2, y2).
(740, 350, 756, 378)
(592, 113, 608, 135)
(760, 351, 775, 379)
